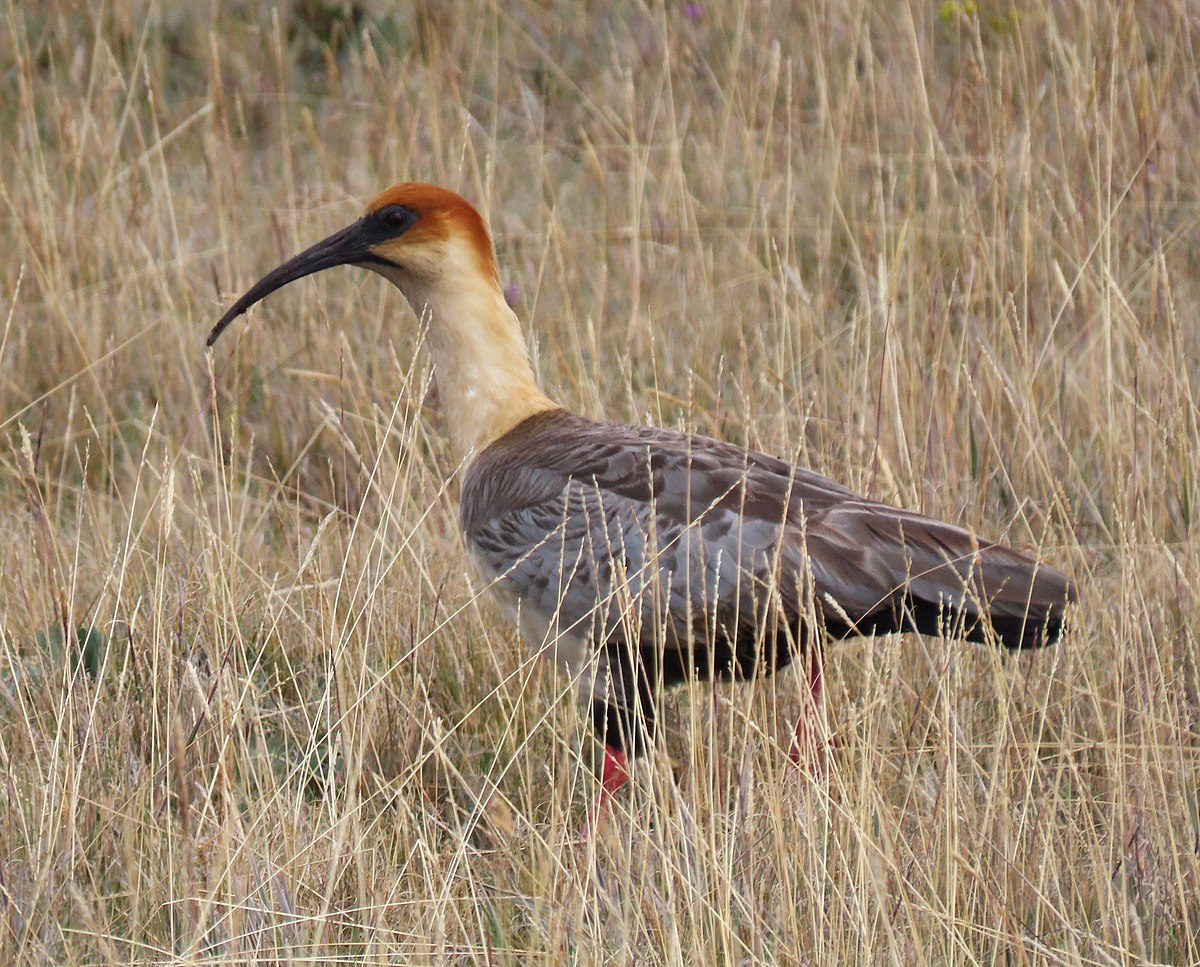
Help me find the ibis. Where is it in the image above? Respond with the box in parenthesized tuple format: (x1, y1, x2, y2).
(208, 183, 1075, 811)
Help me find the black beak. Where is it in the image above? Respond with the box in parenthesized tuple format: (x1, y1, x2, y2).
(206, 218, 375, 347)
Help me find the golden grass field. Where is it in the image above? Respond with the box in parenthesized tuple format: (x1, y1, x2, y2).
(3, 1, 1199, 963)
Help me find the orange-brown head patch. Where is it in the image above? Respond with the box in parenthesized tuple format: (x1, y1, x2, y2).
(365, 183, 498, 282)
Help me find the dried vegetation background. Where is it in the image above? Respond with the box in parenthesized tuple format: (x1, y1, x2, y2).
(2, 0, 1200, 963)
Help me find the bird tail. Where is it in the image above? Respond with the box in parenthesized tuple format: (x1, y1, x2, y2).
(812, 506, 1076, 650)
(903, 540, 1075, 650)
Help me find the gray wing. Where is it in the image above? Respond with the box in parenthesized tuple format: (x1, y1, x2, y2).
(464, 470, 792, 670)
(461, 411, 1074, 676)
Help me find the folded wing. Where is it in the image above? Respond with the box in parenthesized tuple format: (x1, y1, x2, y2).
(461, 411, 1074, 686)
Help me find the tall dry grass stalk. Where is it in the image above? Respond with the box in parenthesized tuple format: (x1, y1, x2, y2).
(1, 0, 1197, 962)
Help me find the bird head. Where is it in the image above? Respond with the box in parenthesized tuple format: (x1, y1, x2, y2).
(206, 183, 499, 347)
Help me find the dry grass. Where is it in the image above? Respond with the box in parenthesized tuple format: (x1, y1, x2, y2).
(2, 0, 1198, 963)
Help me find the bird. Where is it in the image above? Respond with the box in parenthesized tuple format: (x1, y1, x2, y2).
(208, 182, 1075, 815)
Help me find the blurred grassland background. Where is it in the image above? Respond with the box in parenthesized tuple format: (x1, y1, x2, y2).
(2, 0, 1199, 963)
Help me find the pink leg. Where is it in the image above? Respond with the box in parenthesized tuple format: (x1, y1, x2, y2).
(789, 649, 828, 770)
(582, 744, 629, 843)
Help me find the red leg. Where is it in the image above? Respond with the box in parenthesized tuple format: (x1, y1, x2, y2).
(582, 744, 629, 843)
(789, 648, 828, 770)
(600, 743, 630, 799)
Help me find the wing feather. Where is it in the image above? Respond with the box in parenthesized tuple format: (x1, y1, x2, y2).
(461, 411, 1073, 684)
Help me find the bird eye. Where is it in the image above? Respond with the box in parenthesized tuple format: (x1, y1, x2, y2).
(380, 206, 413, 232)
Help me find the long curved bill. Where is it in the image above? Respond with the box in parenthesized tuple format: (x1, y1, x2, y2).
(206, 219, 373, 347)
